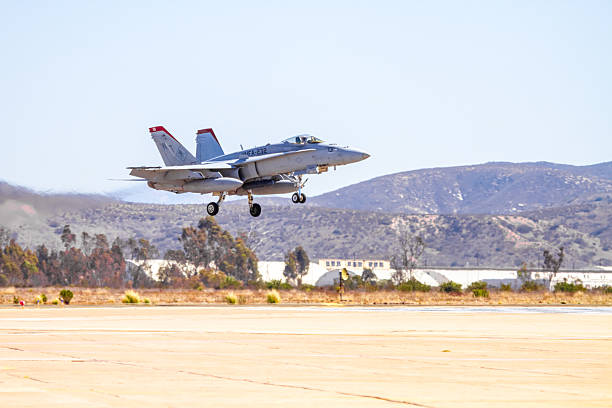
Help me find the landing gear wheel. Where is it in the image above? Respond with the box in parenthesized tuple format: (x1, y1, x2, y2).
(206, 202, 219, 216)
(249, 203, 261, 217)
(299, 193, 306, 203)
(292, 193, 300, 204)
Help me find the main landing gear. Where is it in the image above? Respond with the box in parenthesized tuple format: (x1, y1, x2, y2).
(206, 193, 225, 216)
(291, 192, 306, 204)
(247, 191, 261, 217)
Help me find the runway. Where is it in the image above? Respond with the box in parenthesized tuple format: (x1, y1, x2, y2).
(1, 306, 611, 407)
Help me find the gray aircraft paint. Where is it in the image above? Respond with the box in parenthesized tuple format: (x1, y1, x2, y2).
(129, 126, 369, 216)
(150, 127, 197, 166)
(196, 128, 225, 162)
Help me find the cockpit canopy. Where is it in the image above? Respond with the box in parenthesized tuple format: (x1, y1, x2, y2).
(281, 134, 324, 145)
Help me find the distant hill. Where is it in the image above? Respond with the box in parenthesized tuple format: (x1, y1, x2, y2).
(47, 196, 612, 268)
(0, 181, 116, 248)
(1, 161, 611, 268)
(112, 183, 208, 205)
(310, 161, 612, 214)
(0, 181, 115, 213)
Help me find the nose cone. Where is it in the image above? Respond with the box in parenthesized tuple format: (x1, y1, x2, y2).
(347, 148, 371, 163)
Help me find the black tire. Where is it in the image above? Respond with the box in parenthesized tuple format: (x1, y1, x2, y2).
(206, 202, 219, 216)
(299, 193, 306, 203)
(291, 192, 300, 204)
(249, 203, 261, 217)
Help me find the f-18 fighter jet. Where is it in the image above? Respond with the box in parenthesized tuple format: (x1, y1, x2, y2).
(128, 126, 370, 217)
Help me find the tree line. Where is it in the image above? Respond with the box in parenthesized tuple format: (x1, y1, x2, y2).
(0, 217, 259, 288)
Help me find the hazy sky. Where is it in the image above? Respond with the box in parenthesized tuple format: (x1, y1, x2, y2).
(1, 1, 611, 197)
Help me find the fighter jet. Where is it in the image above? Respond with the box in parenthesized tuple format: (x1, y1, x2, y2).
(128, 126, 370, 217)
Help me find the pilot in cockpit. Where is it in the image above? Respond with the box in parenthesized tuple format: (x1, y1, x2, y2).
(282, 135, 324, 145)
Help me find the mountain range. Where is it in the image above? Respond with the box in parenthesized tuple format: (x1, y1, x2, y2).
(309, 161, 612, 214)
(1, 161, 611, 268)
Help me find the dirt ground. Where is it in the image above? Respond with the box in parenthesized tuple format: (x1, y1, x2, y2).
(2, 286, 612, 306)
(1, 306, 611, 407)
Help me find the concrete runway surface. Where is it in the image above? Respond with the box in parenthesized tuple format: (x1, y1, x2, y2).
(1, 306, 611, 407)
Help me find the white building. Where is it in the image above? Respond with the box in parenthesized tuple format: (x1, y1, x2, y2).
(129, 259, 612, 289)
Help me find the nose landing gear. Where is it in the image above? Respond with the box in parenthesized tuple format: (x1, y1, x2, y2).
(291, 175, 307, 204)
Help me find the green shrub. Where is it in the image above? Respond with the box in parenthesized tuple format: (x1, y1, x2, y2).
(466, 281, 489, 297)
(554, 280, 586, 293)
(604, 286, 612, 294)
(396, 278, 431, 292)
(220, 276, 242, 290)
(520, 281, 545, 292)
(266, 280, 282, 289)
(247, 280, 266, 289)
(467, 281, 487, 290)
(122, 290, 140, 304)
(59, 289, 74, 305)
(472, 288, 489, 298)
(225, 293, 238, 304)
(376, 279, 395, 291)
(364, 283, 379, 292)
(499, 283, 513, 292)
(12, 296, 19, 304)
(300, 284, 315, 292)
(40, 293, 48, 303)
(439, 281, 462, 294)
(266, 290, 281, 304)
(266, 280, 293, 290)
(143, 298, 151, 304)
(51, 298, 59, 305)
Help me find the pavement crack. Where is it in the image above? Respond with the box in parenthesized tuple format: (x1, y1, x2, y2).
(3, 346, 24, 351)
(8, 373, 51, 384)
(178, 369, 435, 407)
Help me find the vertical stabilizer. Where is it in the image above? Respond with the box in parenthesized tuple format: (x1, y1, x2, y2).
(196, 128, 225, 162)
(149, 126, 197, 166)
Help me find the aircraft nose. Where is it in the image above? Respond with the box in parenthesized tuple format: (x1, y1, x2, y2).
(351, 148, 370, 162)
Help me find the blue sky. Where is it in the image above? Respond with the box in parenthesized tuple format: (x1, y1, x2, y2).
(1, 1, 611, 197)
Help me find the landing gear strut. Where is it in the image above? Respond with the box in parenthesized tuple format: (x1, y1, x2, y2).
(206, 193, 225, 216)
(247, 191, 261, 217)
(291, 175, 307, 204)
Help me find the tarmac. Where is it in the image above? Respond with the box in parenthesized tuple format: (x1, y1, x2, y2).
(1, 305, 611, 407)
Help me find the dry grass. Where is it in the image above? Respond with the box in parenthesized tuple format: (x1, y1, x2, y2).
(225, 292, 238, 304)
(0, 287, 611, 306)
(266, 290, 281, 304)
(122, 290, 141, 304)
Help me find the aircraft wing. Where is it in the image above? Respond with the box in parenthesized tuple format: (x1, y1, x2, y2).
(128, 149, 317, 181)
(128, 163, 234, 172)
(128, 163, 236, 181)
